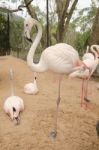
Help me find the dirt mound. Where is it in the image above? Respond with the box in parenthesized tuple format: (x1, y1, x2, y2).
(0, 56, 99, 150)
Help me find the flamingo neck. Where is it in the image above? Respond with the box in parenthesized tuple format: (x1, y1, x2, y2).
(91, 45, 98, 58)
(10, 70, 14, 96)
(27, 21, 43, 72)
(33, 79, 37, 86)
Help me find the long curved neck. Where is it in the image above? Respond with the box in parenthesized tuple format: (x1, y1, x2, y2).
(90, 45, 98, 58)
(10, 69, 14, 96)
(27, 20, 44, 72)
(86, 45, 89, 53)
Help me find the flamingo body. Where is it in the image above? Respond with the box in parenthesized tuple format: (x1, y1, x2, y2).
(82, 53, 94, 61)
(4, 96, 24, 120)
(37, 43, 79, 73)
(24, 81, 39, 94)
(4, 69, 24, 124)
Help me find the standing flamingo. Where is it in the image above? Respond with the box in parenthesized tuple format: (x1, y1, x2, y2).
(24, 17, 81, 138)
(69, 45, 99, 109)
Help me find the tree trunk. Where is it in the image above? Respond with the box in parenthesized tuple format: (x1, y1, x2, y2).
(56, 0, 78, 42)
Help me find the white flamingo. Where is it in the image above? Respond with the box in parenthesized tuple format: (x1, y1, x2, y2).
(4, 69, 24, 125)
(69, 45, 99, 109)
(24, 72, 39, 94)
(24, 17, 81, 138)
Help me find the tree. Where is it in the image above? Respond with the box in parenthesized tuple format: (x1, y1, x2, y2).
(0, 13, 10, 55)
(72, 1, 97, 32)
(71, 0, 99, 54)
(55, 0, 78, 42)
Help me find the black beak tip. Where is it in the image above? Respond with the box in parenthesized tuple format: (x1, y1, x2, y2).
(26, 37, 32, 43)
(84, 97, 90, 103)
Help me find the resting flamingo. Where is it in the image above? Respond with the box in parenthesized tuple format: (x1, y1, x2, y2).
(4, 69, 24, 125)
(69, 45, 99, 109)
(24, 17, 82, 138)
(24, 72, 39, 94)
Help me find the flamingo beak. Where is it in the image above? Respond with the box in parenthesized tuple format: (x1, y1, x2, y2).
(14, 117, 20, 125)
(24, 30, 32, 43)
(26, 36, 33, 43)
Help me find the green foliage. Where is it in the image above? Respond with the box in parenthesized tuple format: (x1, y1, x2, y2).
(0, 13, 10, 55)
(75, 30, 91, 55)
(70, 0, 98, 53)
(10, 16, 24, 50)
(72, 1, 97, 32)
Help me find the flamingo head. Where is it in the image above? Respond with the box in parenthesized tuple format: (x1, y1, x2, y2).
(12, 107, 20, 125)
(24, 17, 37, 43)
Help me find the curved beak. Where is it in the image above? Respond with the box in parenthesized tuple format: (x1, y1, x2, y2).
(24, 30, 32, 43)
(14, 117, 20, 125)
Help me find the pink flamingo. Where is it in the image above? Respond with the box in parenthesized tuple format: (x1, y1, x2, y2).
(24, 17, 82, 138)
(69, 45, 99, 109)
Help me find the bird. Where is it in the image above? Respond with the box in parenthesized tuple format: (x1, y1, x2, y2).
(4, 68, 24, 125)
(24, 72, 39, 94)
(24, 17, 81, 138)
(69, 45, 99, 109)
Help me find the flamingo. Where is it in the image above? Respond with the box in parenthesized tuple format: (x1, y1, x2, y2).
(69, 45, 99, 109)
(24, 72, 39, 94)
(4, 69, 24, 125)
(24, 17, 81, 138)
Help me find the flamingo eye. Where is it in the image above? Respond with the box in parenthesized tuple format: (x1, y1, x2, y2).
(26, 24, 28, 27)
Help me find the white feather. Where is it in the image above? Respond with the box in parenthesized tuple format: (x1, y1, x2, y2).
(4, 96, 24, 120)
(4, 69, 24, 124)
(24, 77, 39, 94)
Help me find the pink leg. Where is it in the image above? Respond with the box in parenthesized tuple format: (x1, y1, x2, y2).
(52, 74, 60, 84)
(84, 77, 91, 104)
(84, 74, 91, 109)
(50, 75, 62, 139)
(84, 79, 89, 98)
(81, 78, 85, 107)
(84, 74, 92, 110)
(81, 79, 88, 110)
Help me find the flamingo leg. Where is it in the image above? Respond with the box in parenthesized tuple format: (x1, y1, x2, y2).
(81, 79, 89, 110)
(84, 79, 89, 99)
(50, 75, 62, 139)
(84, 73, 91, 100)
(84, 74, 92, 110)
(81, 78, 85, 107)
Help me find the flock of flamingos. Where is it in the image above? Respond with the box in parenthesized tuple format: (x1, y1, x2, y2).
(3, 16, 99, 138)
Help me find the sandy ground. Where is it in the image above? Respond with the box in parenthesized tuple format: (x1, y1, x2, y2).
(0, 56, 99, 150)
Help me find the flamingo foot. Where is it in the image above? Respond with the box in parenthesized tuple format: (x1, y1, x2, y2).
(50, 129, 57, 139)
(80, 101, 92, 110)
(84, 97, 91, 103)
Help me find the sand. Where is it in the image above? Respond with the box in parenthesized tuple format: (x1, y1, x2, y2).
(0, 56, 99, 150)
